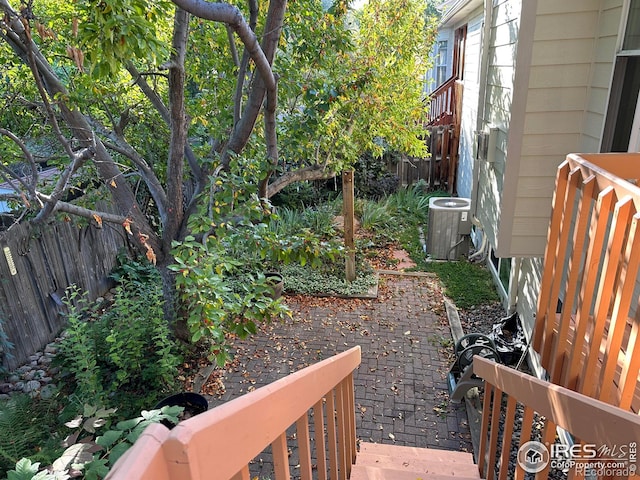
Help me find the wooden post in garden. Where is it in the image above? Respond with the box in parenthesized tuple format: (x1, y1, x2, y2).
(342, 170, 356, 282)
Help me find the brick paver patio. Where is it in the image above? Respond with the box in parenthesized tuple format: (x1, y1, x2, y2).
(205, 273, 473, 477)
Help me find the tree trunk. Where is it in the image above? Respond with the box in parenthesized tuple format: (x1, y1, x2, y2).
(157, 258, 191, 342)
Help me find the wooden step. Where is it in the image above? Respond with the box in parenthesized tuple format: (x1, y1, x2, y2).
(352, 442, 482, 480)
(355, 452, 480, 477)
(358, 442, 476, 464)
(350, 465, 482, 480)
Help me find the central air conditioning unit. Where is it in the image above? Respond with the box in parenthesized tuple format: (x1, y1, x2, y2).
(427, 197, 471, 260)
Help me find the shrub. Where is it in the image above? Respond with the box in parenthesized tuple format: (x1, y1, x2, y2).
(282, 253, 377, 297)
(354, 151, 399, 200)
(56, 259, 182, 416)
(171, 163, 343, 364)
(6, 404, 183, 480)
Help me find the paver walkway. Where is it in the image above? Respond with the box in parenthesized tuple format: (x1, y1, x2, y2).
(205, 274, 473, 477)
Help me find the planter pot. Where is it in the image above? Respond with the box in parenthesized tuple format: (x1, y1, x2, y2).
(265, 272, 284, 299)
(154, 392, 208, 428)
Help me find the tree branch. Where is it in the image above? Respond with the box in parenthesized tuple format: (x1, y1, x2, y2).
(35, 193, 128, 224)
(125, 61, 203, 192)
(266, 165, 336, 198)
(0, 128, 39, 197)
(232, 0, 258, 125)
(0, 0, 161, 258)
(169, 0, 285, 165)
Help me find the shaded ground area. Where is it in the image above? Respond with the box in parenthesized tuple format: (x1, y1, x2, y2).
(202, 274, 472, 468)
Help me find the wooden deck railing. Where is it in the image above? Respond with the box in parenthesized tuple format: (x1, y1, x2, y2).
(474, 356, 640, 480)
(532, 153, 640, 412)
(106, 346, 362, 480)
(427, 76, 462, 126)
(426, 76, 463, 192)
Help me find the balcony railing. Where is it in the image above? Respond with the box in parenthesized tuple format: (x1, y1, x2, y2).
(427, 76, 462, 127)
(106, 346, 361, 480)
(533, 153, 640, 413)
(426, 76, 463, 193)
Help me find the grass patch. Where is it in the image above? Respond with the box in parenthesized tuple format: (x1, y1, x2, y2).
(423, 261, 499, 309)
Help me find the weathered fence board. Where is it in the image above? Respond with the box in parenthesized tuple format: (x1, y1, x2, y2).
(0, 216, 130, 371)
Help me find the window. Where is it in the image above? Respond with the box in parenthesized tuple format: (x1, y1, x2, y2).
(435, 40, 448, 87)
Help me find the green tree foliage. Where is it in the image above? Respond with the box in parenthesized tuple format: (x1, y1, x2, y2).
(0, 0, 439, 345)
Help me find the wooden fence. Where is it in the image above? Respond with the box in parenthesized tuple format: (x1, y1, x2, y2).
(0, 217, 130, 371)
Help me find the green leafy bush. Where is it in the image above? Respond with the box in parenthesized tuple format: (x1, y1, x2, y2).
(354, 151, 400, 200)
(171, 161, 343, 364)
(56, 260, 181, 416)
(358, 199, 394, 232)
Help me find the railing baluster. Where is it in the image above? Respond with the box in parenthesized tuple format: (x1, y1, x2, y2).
(487, 388, 503, 480)
(564, 186, 615, 390)
(598, 213, 640, 404)
(335, 381, 348, 480)
(619, 313, 640, 410)
(514, 406, 535, 480)
(326, 391, 339, 480)
(313, 399, 328, 480)
(536, 420, 556, 480)
(344, 373, 357, 467)
(534, 161, 571, 361)
(550, 175, 595, 384)
(272, 432, 290, 480)
(296, 413, 313, 480)
(543, 167, 584, 371)
(478, 383, 494, 477)
(583, 197, 633, 399)
(498, 396, 517, 480)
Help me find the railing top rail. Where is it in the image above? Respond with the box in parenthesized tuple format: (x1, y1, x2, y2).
(473, 356, 640, 447)
(112, 345, 361, 480)
(428, 74, 459, 99)
(566, 153, 640, 205)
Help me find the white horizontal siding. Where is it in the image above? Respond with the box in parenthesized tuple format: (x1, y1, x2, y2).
(525, 88, 588, 113)
(457, 10, 484, 198)
(528, 64, 591, 89)
(533, 11, 599, 40)
(476, 0, 520, 253)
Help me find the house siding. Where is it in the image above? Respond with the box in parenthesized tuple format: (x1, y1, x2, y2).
(457, 10, 484, 198)
(496, 1, 600, 258)
(475, 0, 520, 255)
(513, 0, 623, 337)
